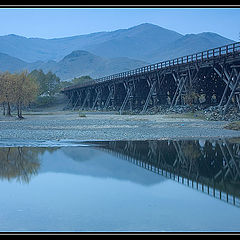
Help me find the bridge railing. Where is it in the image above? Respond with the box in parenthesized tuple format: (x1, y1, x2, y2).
(95, 42, 240, 83)
(63, 42, 240, 91)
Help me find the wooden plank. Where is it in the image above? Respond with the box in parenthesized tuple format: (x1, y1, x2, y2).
(219, 69, 234, 106)
(104, 85, 114, 110)
(171, 76, 184, 107)
(119, 86, 131, 114)
(174, 76, 187, 107)
(72, 91, 81, 110)
(141, 80, 157, 113)
(91, 89, 101, 110)
(223, 70, 240, 114)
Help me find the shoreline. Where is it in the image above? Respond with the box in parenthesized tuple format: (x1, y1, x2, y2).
(1, 111, 240, 145)
(1, 136, 240, 148)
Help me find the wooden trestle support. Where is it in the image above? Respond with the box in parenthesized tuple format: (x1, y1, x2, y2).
(214, 64, 240, 114)
(62, 42, 240, 115)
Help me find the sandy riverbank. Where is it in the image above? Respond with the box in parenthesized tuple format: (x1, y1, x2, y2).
(1, 110, 240, 144)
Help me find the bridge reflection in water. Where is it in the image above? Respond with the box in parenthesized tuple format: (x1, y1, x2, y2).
(0, 139, 240, 208)
(88, 138, 240, 208)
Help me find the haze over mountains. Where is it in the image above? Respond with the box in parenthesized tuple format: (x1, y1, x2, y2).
(0, 23, 235, 81)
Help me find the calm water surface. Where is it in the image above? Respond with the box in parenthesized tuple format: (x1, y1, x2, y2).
(0, 139, 240, 232)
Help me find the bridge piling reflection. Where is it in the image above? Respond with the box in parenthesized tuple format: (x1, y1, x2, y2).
(90, 139, 240, 208)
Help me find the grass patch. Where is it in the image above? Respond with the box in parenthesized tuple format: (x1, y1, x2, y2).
(228, 137, 240, 143)
(224, 121, 240, 131)
(22, 112, 57, 115)
(167, 111, 205, 120)
(125, 117, 149, 121)
(79, 111, 86, 117)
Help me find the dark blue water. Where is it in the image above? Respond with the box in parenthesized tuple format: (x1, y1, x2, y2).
(0, 139, 240, 232)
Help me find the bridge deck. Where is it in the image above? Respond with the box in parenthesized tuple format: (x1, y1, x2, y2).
(63, 42, 240, 91)
(62, 42, 240, 115)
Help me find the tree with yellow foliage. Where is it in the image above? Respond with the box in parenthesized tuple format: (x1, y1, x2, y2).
(12, 71, 39, 119)
(0, 71, 39, 118)
(0, 72, 15, 116)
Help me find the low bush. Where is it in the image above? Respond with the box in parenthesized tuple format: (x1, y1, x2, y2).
(32, 96, 56, 107)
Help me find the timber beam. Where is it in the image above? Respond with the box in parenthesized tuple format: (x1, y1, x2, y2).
(104, 84, 115, 110)
(141, 76, 157, 113)
(92, 86, 102, 110)
(119, 80, 134, 115)
(214, 64, 240, 114)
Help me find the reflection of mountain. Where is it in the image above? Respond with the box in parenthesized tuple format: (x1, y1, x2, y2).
(39, 147, 166, 186)
(93, 139, 240, 182)
(90, 139, 240, 201)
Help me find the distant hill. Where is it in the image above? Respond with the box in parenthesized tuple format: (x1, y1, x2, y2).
(0, 23, 183, 62)
(28, 50, 147, 80)
(0, 50, 147, 81)
(143, 32, 235, 63)
(0, 23, 236, 80)
(83, 23, 183, 60)
(0, 34, 56, 63)
(0, 52, 27, 72)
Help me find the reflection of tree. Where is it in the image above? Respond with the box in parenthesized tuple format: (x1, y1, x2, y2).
(0, 147, 56, 184)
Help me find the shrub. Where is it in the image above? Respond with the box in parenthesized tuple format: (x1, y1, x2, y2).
(79, 111, 86, 117)
(33, 96, 56, 107)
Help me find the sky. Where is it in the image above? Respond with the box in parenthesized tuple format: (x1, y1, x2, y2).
(0, 7, 239, 41)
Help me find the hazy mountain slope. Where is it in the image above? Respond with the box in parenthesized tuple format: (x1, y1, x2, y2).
(0, 34, 57, 63)
(0, 52, 28, 72)
(83, 23, 183, 59)
(0, 23, 182, 62)
(0, 49, 147, 80)
(29, 50, 147, 80)
(0, 23, 236, 80)
(51, 50, 107, 80)
(0, 23, 234, 64)
(144, 32, 235, 63)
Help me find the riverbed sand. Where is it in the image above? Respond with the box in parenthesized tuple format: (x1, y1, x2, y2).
(1, 111, 240, 143)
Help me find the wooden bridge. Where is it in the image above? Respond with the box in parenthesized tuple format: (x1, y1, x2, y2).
(62, 42, 240, 114)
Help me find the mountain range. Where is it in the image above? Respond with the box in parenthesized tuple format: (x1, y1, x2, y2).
(0, 23, 235, 81)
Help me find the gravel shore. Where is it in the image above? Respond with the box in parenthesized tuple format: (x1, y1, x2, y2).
(1, 110, 240, 146)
